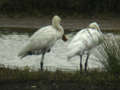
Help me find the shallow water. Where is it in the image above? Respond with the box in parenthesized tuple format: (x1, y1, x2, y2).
(0, 33, 103, 71)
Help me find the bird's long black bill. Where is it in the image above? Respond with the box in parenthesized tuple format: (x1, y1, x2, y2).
(62, 34, 68, 42)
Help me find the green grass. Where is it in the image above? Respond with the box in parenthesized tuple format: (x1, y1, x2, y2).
(0, 64, 120, 84)
(97, 33, 120, 74)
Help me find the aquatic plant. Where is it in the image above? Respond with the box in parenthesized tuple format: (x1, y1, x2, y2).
(97, 34, 120, 74)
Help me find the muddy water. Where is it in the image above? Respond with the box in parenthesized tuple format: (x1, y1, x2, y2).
(0, 32, 103, 71)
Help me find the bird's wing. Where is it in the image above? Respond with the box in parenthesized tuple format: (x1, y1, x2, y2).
(67, 29, 88, 58)
(68, 28, 88, 46)
(30, 26, 57, 47)
(28, 26, 57, 49)
(67, 28, 98, 58)
(18, 26, 57, 57)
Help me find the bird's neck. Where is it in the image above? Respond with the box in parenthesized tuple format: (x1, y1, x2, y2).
(52, 22, 64, 40)
(52, 21, 64, 33)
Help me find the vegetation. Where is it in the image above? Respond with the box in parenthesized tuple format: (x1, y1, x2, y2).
(0, 64, 119, 83)
(0, 61, 119, 88)
(97, 34, 120, 74)
(0, 65, 120, 90)
(0, 0, 120, 17)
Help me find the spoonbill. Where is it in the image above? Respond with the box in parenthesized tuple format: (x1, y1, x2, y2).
(18, 15, 67, 71)
(67, 22, 103, 72)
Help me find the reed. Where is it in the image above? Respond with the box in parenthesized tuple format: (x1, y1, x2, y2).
(97, 34, 120, 74)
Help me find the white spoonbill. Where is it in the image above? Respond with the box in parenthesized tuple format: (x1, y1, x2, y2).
(67, 22, 103, 72)
(18, 15, 67, 71)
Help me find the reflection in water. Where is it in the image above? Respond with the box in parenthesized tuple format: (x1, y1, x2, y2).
(0, 33, 103, 71)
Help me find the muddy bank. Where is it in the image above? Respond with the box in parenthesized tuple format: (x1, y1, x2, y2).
(0, 17, 120, 33)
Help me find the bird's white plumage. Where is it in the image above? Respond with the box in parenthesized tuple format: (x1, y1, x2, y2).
(67, 22, 103, 59)
(18, 16, 64, 58)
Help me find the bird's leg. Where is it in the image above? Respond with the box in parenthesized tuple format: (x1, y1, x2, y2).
(85, 53, 90, 72)
(40, 52, 46, 71)
(80, 55, 82, 73)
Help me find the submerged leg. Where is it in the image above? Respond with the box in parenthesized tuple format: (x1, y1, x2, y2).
(80, 55, 82, 72)
(40, 52, 46, 71)
(85, 53, 90, 72)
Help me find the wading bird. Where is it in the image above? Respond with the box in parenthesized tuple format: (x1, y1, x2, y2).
(18, 15, 67, 71)
(67, 22, 103, 72)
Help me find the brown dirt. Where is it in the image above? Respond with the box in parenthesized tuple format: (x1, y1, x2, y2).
(0, 16, 120, 32)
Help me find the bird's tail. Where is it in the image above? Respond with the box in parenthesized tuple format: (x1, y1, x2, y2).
(17, 52, 27, 59)
(67, 56, 72, 61)
(17, 42, 32, 59)
(67, 45, 81, 61)
(17, 47, 29, 59)
(67, 49, 77, 62)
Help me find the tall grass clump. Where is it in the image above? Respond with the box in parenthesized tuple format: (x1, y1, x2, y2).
(97, 34, 120, 74)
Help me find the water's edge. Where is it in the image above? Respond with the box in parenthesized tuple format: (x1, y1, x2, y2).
(0, 26, 119, 34)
